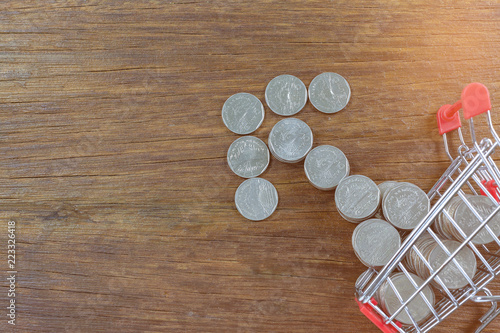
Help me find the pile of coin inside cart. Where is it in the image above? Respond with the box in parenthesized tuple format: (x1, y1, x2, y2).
(222, 75, 498, 327)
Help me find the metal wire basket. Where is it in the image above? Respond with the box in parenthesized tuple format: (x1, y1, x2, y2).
(355, 83, 500, 333)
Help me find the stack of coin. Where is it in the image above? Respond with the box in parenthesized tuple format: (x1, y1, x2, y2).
(304, 145, 350, 190)
(378, 181, 400, 205)
(335, 175, 380, 223)
(376, 272, 435, 326)
(383, 182, 430, 230)
(374, 181, 400, 219)
(404, 235, 437, 279)
(265, 74, 307, 116)
(222, 92, 265, 134)
(352, 219, 401, 268)
(235, 177, 279, 221)
(308, 72, 351, 114)
(405, 234, 477, 290)
(434, 195, 463, 240)
(434, 195, 500, 245)
(227, 136, 270, 178)
(268, 118, 313, 163)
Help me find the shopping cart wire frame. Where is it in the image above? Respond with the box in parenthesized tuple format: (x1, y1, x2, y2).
(355, 83, 500, 333)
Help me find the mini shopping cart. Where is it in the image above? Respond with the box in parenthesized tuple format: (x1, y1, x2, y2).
(355, 83, 500, 332)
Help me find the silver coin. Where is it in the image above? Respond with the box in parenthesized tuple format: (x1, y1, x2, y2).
(372, 210, 385, 220)
(235, 178, 278, 221)
(378, 272, 435, 325)
(352, 219, 401, 268)
(268, 144, 286, 163)
(383, 183, 430, 230)
(227, 136, 270, 178)
(378, 181, 399, 203)
(304, 145, 349, 191)
(268, 118, 313, 163)
(405, 234, 476, 290)
(222, 93, 265, 134)
(308, 72, 351, 114)
(405, 234, 436, 279)
(377, 181, 399, 219)
(265, 74, 307, 116)
(435, 196, 463, 240)
(355, 270, 374, 290)
(335, 175, 380, 223)
(429, 239, 477, 290)
(454, 195, 500, 244)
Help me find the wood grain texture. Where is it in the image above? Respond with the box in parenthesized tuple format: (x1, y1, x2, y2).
(0, 0, 499, 332)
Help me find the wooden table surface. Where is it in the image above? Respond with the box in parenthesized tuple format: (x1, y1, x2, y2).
(0, 1, 499, 332)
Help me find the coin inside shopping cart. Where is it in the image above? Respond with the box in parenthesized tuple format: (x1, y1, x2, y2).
(405, 234, 477, 290)
(434, 196, 462, 239)
(429, 239, 477, 290)
(377, 272, 435, 326)
(405, 234, 432, 280)
(452, 195, 500, 244)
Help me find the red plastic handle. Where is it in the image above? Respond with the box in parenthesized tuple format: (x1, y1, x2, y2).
(437, 103, 461, 135)
(480, 180, 499, 202)
(436, 83, 491, 135)
(461, 83, 491, 119)
(356, 297, 402, 333)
